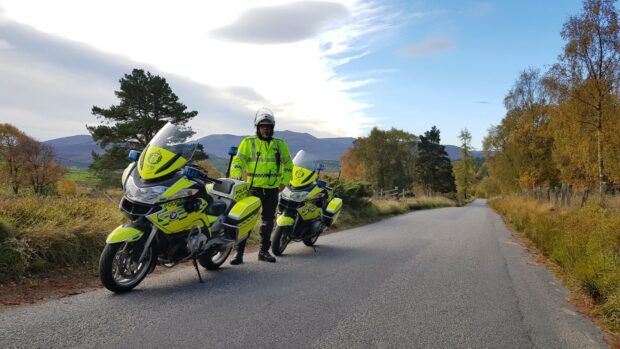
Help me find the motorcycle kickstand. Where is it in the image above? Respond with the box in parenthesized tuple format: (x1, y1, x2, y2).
(192, 257, 204, 283)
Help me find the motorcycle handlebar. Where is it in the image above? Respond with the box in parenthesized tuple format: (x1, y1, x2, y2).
(183, 166, 222, 184)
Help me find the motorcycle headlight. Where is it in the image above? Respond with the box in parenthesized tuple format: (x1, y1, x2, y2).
(124, 176, 168, 204)
(280, 187, 309, 202)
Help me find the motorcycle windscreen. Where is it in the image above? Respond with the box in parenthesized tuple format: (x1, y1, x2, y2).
(137, 122, 197, 180)
(226, 196, 261, 241)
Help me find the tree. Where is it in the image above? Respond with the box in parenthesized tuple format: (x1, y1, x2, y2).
(454, 129, 477, 200)
(545, 0, 620, 198)
(22, 141, 65, 195)
(484, 69, 558, 193)
(349, 127, 417, 190)
(0, 124, 64, 195)
(0, 124, 30, 194)
(415, 126, 455, 194)
(87, 69, 202, 184)
(339, 148, 366, 180)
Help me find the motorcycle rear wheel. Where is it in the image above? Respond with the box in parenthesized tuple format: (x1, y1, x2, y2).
(198, 245, 233, 270)
(99, 241, 155, 293)
(271, 226, 291, 256)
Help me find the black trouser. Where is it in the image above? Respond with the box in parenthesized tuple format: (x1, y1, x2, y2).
(236, 187, 279, 252)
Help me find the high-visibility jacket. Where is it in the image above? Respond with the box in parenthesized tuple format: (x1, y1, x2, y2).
(230, 136, 293, 189)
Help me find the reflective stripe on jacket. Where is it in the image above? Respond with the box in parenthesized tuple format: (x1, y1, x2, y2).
(230, 136, 293, 188)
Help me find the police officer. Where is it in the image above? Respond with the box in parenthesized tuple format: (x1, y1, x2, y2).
(230, 108, 293, 264)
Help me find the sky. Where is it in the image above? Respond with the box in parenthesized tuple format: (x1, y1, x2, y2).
(0, 0, 585, 148)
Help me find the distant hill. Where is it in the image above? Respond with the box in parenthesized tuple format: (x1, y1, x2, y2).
(444, 145, 485, 161)
(44, 132, 483, 169)
(43, 135, 104, 167)
(194, 130, 355, 161)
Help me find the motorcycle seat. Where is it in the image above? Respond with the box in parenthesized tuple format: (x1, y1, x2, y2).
(213, 179, 235, 194)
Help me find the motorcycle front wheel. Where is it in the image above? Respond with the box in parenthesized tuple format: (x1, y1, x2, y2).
(198, 245, 233, 270)
(271, 226, 291, 256)
(99, 241, 155, 293)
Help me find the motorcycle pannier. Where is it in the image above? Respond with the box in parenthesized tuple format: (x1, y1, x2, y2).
(225, 196, 261, 241)
(322, 198, 342, 226)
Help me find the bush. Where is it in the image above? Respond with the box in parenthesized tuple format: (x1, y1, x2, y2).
(0, 196, 123, 282)
(325, 177, 372, 207)
(57, 179, 78, 196)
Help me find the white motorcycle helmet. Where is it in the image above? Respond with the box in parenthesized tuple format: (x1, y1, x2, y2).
(254, 108, 276, 126)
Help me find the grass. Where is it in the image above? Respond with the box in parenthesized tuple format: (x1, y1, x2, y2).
(0, 195, 456, 283)
(65, 167, 100, 186)
(333, 196, 457, 230)
(489, 196, 620, 333)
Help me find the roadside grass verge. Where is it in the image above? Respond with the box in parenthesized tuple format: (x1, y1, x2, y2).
(0, 195, 456, 284)
(333, 196, 456, 230)
(489, 196, 620, 333)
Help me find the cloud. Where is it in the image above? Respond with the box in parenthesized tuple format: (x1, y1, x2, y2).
(0, 19, 266, 140)
(0, 1, 392, 139)
(0, 39, 11, 49)
(400, 36, 454, 58)
(476, 101, 491, 104)
(210, 1, 349, 44)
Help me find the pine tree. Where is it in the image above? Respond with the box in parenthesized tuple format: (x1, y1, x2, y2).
(87, 69, 202, 185)
(415, 126, 455, 195)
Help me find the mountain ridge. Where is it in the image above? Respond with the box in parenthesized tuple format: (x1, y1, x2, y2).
(44, 131, 484, 168)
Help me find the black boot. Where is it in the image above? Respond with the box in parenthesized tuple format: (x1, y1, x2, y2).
(230, 249, 244, 265)
(258, 249, 276, 263)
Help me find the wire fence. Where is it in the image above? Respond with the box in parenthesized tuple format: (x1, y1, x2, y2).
(524, 184, 620, 208)
(372, 187, 412, 200)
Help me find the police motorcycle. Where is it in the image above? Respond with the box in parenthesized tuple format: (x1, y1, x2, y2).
(271, 150, 343, 256)
(99, 122, 261, 292)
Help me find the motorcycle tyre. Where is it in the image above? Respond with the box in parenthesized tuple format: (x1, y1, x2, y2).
(99, 242, 155, 293)
(271, 226, 290, 256)
(198, 245, 233, 270)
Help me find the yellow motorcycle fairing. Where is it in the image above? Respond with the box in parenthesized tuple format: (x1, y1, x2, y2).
(106, 225, 144, 244)
(306, 186, 323, 200)
(297, 201, 322, 221)
(227, 196, 262, 241)
(147, 198, 209, 234)
(290, 166, 317, 188)
(276, 215, 295, 226)
(121, 162, 136, 187)
(138, 145, 188, 180)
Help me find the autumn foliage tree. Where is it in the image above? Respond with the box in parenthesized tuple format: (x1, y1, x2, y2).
(453, 129, 477, 200)
(346, 127, 417, 190)
(545, 0, 620, 197)
(484, 0, 620, 200)
(0, 124, 64, 195)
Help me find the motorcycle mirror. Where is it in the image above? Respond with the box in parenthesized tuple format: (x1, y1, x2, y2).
(228, 146, 238, 156)
(129, 150, 141, 161)
(316, 163, 324, 171)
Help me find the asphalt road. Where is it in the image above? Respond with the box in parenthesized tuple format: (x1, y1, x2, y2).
(0, 199, 609, 348)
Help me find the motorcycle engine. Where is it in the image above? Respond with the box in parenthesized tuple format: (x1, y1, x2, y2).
(187, 226, 208, 255)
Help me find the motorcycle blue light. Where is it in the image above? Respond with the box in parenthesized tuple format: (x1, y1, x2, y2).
(228, 146, 238, 156)
(128, 150, 141, 161)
